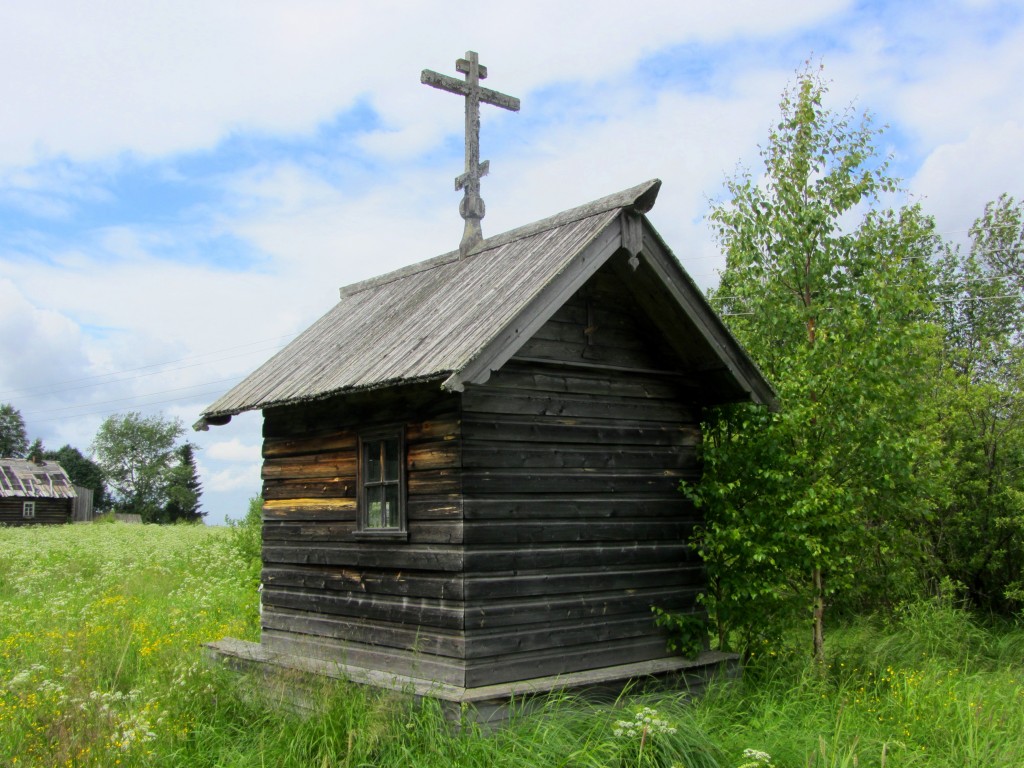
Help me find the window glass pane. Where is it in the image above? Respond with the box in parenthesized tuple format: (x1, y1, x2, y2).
(384, 438, 400, 481)
(383, 485, 399, 528)
(366, 485, 383, 528)
(364, 440, 382, 483)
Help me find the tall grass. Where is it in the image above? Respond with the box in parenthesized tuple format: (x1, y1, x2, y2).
(1, 523, 1022, 767)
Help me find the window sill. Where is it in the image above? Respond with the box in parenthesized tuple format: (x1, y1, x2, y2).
(352, 528, 409, 542)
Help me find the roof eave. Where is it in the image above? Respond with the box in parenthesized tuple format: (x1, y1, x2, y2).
(193, 372, 452, 431)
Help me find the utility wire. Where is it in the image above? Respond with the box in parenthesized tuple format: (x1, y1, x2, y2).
(25, 387, 241, 426)
(20, 376, 243, 418)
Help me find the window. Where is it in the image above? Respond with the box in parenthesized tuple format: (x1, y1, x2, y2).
(357, 429, 406, 537)
(22, 501, 35, 519)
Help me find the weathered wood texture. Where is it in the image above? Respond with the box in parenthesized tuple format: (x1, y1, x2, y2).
(458, 264, 705, 687)
(259, 383, 466, 674)
(0, 498, 72, 525)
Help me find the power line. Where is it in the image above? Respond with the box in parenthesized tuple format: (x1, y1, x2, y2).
(25, 387, 242, 426)
(20, 376, 243, 419)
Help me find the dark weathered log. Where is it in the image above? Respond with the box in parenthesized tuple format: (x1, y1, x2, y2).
(461, 496, 697, 520)
(463, 564, 702, 599)
(459, 469, 688, 495)
(263, 606, 465, 656)
(263, 544, 464, 572)
(461, 518, 696, 545)
(460, 389, 694, 423)
(262, 586, 464, 629)
(462, 542, 694, 572)
(462, 614, 662, 659)
(263, 433, 357, 459)
(461, 586, 696, 630)
(461, 414, 698, 447)
(263, 519, 463, 545)
(463, 635, 675, 688)
(263, 564, 465, 600)
(460, 444, 695, 470)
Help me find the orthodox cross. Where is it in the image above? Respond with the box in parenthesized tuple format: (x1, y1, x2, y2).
(421, 51, 520, 256)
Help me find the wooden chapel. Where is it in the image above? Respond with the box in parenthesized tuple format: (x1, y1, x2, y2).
(197, 51, 776, 714)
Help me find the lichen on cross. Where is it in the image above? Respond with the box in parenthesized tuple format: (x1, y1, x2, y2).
(421, 51, 520, 257)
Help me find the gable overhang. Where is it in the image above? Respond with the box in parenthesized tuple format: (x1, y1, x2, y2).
(441, 218, 624, 392)
(443, 210, 778, 411)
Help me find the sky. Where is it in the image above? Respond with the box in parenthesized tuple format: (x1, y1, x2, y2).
(1, 0, 1022, 525)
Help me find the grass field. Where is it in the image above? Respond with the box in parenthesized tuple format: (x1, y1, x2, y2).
(1, 522, 1022, 767)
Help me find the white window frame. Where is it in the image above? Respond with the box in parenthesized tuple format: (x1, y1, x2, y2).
(22, 501, 36, 519)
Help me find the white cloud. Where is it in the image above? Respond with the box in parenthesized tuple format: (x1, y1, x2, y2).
(206, 438, 262, 463)
(912, 120, 1024, 241)
(0, 0, 851, 169)
(203, 465, 262, 495)
(0, 279, 91, 395)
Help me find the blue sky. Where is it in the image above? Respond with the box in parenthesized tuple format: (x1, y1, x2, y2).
(1, 0, 1022, 524)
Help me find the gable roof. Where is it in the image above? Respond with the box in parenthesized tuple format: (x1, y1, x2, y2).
(196, 180, 776, 429)
(0, 458, 77, 499)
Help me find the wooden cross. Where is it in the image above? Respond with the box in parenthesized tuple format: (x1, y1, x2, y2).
(422, 51, 520, 256)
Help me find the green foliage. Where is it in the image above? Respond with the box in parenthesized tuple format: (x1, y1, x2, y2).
(691, 66, 945, 658)
(651, 607, 708, 658)
(0, 402, 28, 457)
(932, 195, 1024, 612)
(0, 524, 257, 766)
(25, 437, 43, 462)
(227, 495, 264, 584)
(91, 411, 186, 523)
(162, 442, 205, 523)
(42, 444, 109, 510)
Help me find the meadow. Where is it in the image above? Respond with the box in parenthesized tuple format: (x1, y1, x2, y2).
(1, 522, 1022, 767)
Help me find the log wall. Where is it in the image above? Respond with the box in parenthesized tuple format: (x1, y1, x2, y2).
(459, 266, 705, 687)
(0, 498, 72, 525)
(257, 383, 468, 685)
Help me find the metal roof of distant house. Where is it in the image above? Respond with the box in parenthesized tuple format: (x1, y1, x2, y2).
(0, 458, 78, 499)
(196, 179, 777, 429)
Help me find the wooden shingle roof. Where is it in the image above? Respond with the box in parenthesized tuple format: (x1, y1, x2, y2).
(0, 459, 77, 499)
(196, 180, 776, 429)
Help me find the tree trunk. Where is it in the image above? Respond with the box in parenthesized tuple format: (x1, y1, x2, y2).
(812, 566, 825, 663)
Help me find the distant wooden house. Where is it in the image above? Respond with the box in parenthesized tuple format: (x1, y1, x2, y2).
(197, 180, 776, 708)
(0, 458, 77, 525)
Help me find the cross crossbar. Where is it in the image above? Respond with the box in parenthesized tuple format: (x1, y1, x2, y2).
(420, 70, 521, 112)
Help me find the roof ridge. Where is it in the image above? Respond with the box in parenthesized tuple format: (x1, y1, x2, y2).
(339, 179, 661, 298)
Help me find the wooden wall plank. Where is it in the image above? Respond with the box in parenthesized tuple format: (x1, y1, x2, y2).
(463, 564, 702, 600)
(262, 586, 464, 630)
(264, 564, 465, 600)
(455, 264, 707, 685)
(263, 606, 465, 657)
